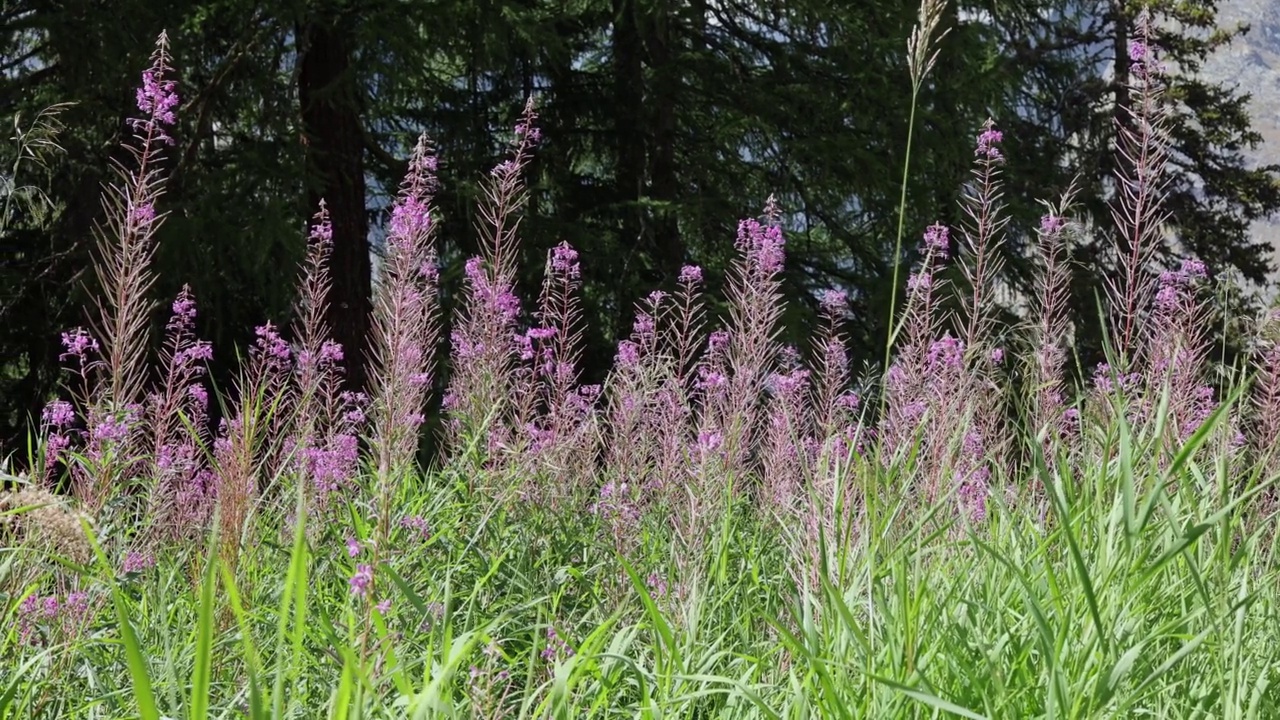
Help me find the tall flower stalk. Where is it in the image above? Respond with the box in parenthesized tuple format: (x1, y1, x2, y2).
(957, 119, 1009, 354)
(1250, 309, 1280, 524)
(60, 32, 180, 512)
(141, 286, 213, 544)
(1107, 11, 1172, 367)
(366, 135, 441, 556)
(1146, 258, 1215, 451)
(954, 121, 1012, 506)
(514, 242, 598, 508)
(94, 32, 179, 412)
(714, 198, 788, 482)
(1028, 191, 1077, 446)
(445, 101, 540, 464)
(885, 0, 950, 365)
(212, 320, 294, 565)
(291, 203, 363, 511)
(875, 0, 949, 667)
(881, 223, 949, 458)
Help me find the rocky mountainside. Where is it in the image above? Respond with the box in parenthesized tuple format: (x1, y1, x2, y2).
(1201, 0, 1280, 288)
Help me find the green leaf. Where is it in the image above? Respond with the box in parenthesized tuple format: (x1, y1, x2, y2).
(188, 541, 219, 720)
(82, 519, 161, 720)
(868, 673, 990, 720)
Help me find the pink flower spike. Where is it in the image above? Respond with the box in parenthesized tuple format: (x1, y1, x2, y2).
(42, 400, 76, 428)
(975, 119, 1004, 161)
(923, 223, 950, 257)
(121, 551, 156, 574)
(350, 564, 373, 597)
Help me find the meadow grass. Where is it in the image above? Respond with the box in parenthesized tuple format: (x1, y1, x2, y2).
(5, 410, 1279, 718)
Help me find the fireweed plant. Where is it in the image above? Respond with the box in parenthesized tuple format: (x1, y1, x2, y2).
(5, 10, 1280, 719)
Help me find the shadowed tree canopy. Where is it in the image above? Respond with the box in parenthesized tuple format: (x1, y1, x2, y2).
(0, 0, 1276, 451)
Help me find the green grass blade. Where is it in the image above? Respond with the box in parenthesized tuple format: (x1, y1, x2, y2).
(618, 553, 679, 673)
(188, 543, 219, 720)
(0, 652, 49, 719)
(867, 673, 990, 720)
(81, 519, 161, 720)
(219, 555, 267, 719)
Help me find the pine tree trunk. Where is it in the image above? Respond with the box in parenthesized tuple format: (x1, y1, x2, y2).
(298, 11, 371, 393)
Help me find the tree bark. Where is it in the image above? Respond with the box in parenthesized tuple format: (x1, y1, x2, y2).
(298, 9, 371, 393)
(611, 0, 648, 335)
(646, 0, 684, 280)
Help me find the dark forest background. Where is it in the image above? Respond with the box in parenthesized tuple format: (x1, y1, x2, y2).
(1, 0, 1278, 454)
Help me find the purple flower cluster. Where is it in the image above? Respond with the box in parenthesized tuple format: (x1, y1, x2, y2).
(43, 400, 75, 428)
(708, 330, 730, 354)
(615, 340, 641, 368)
(131, 36, 179, 143)
(1181, 385, 1217, 441)
(541, 626, 575, 662)
(129, 202, 157, 229)
(453, 258, 522, 362)
(350, 564, 373, 597)
(516, 326, 558, 362)
(590, 479, 640, 528)
(136, 68, 178, 125)
(1091, 363, 1142, 395)
(42, 400, 76, 466)
(304, 432, 359, 496)
(1127, 38, 1165, 76)
(136, 72, 179, 126)
(907, 271, 932, 293)
(696, 366, 728, 395)
(735, 218, 786, 277)
(390, 196, 432, 244)
(399, 515, 431, 539)
(41, 397, 76, 466)
(17, 591, 91, 644)
(121, 550, 156, 574)
(1154, 258, 1207, 312)
(975, 120, 1004, 162)
(550, 242, 579, 278)
(514, 117, 542, 145)
(254, 322, 292, 367)
(924, 223, 950, 257)
(646, 571, 669, 600)
(1040, 213, 1066, 235)
(175, 341, 213, 369)
(82, 404, 142, 471)
(697, 430, 724, 456)
(60, 328, 100, 362)
(819, 289, 848, 315)
(926, 334, 965, 371)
